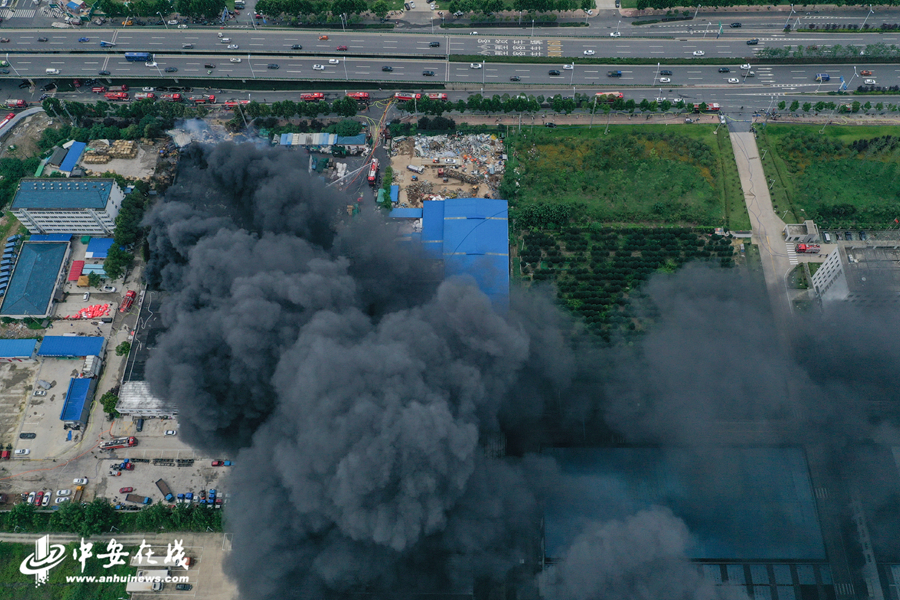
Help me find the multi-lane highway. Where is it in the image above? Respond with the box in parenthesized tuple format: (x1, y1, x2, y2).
(3, 51, 896, 91)
(0, 27, 898, 60)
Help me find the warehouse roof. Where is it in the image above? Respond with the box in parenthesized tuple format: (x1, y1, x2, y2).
(390, 208, 423, 219)
(11, 178, 113, 210)
(30, 234, 74, 242)
(85, 237, 115, 259)
(421, 198, 509, 309)
(60, 378, 91, 422)
(59, 142, 87, 173)
(0, 339, 37, 358)
(38, 335, 104, 357)
(542, 447, 826, 561)
(0, 242, 68, 318)
(48, 147, 68, 167)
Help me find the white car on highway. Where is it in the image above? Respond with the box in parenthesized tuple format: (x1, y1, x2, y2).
(864, 78, 876, 84)
(469, 63, 481, 69)
(610, 31, 621, 37)
(167, 19, 178, 25)
(73, 478, 88, 485)
(740, 63, 751, 70)
(727, 77, 740, 84)
(692, 50, 705, 57)
(145, 61, 157, 67)
(227, 44, 239, 49)
(230, 58, 242, 63)
(220, 38, 231, 42)
(659, 77, 671, 83)
(583, 50, 595, 55)
(142, 87, 155, 92)
(312, 64, 325, 70)
(178, 24, 188, 28)
(563, 64, 574, 70)
(328, 58, 340, 64)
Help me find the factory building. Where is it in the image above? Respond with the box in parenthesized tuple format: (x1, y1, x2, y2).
(812, 245, 900, 304)
(60, 377, 96, 429)
(0, 241, 70, 318)
(11, 178, 124, 235)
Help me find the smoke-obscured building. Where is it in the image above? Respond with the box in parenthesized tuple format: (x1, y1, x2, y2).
(812, 246, 900, 304)
(11, 178, 124, 235)
(117, 291, 176, 418)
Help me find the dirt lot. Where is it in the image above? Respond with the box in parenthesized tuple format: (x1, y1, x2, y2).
(0, 111, 58, 161)
(80, 141, 161, 181)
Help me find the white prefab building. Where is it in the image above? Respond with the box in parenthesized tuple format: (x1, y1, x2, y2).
(812, 245, 900, 304)
(11, 179, 124, 235)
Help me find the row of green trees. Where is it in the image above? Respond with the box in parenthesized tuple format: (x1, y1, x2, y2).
(4, 499, 223, 537)
(254, 0, 591, 19)
(448, 0, 592, 15)
(95, 0, 229, 19)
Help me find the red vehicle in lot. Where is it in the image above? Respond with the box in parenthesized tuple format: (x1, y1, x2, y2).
(134, 92, 156, 100)
(35, 491, 43, 505)
(0, 450, 9, 460)
(91, 86, 108, 94)
(211, 460, 224, 466)
(160, 93, 183, 102)
(336, 45, 348, 51)
(190, 95, 216, 104)
(104, 92, 129, 101)
(120, 290, 137, 312)
(394, 92, 421, 101)
(300, 93, 324, 102)
(119, 487, 133, 494)
(426, 93, 448, 101)
(346, 92, 369, 101)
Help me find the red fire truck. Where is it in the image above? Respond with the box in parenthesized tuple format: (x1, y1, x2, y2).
(104, 92, 129, 101)
(300, 92, 325, 102)
(346, 92, 369, 101)
(367, 158, 379, 185)
(426, 93, 448, 101)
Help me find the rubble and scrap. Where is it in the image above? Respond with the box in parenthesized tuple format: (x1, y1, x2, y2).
(81, 139, 138, 164)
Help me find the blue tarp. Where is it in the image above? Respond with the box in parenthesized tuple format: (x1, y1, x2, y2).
(29, 234, 73, 242)
(60, 378, 92, 423)
(280, 133, 292, 146)
(85, 237, 115, 259)
(59, 142, 87, 173)
(335, 134, 366, 146)
(390, 208, 423, 219)
(0, 339, 37, 358)
(390, 185, 399, 204)
(38, 336, 105, 357)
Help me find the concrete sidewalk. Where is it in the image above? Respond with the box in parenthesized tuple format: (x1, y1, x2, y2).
(729, 130, 794, 320)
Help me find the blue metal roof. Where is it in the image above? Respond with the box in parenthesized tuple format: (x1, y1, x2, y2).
(542, 447, 826, 561)
(389, 185, 399, 204)
(59, 142, 87, 173)
(335, 134, 366, 146)
(11, 179, 112, 210)
(422, 198, 509, 309)
(30, 234, 73, 242)
(280, 133, 292, 146)
(0, 242, 68, 317)
(60, 378, 92, 422)
(390, 208, 423, 219)
(85, 237, 115, 258)
(0, 339, 37, 358)
(38, 336, 105, 357)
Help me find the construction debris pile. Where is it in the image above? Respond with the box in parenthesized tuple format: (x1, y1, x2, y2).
(412, 133, 506, 178)
(406, 180, 434, 206)
(82, 139, 138, 164)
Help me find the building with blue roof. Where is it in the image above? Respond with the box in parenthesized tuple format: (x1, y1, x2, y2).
(11, 178, 124, 235)
(38, 336, 105, 358)
(59, 142, 87, 174)
(0, 339, 37, 362)
(419, 198, 509, 309)
(0, 242, 69, 318)
(60, 377, 95, 428)
(85, 237, 115, 259)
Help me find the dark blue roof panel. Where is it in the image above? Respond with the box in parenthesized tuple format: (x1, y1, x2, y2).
(11, 178, 112, 210)
(59, 142, 87, 173)
(390, 208, 423, 219)
(86, 237, 115, 258)
(0, 242, 68, 317)
(38, 336, 105, 357)
(30, 234, 73, 242)
(60, 378, 91, 422)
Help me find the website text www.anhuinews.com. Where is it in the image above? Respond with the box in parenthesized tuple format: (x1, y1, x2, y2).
(64, 574, 190, 584)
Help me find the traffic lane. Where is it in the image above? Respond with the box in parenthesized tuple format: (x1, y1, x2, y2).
(0, 30, 450, 55)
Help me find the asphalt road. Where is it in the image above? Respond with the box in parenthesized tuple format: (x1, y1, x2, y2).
(0, 28, 897, 60)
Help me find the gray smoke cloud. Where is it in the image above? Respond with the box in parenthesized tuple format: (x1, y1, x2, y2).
(143, 143, 899, 600)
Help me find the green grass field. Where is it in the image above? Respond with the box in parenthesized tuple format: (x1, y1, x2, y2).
(0, 542, 136, 600)
(757, 124, 900, 229)
(504, 125, 749, 230)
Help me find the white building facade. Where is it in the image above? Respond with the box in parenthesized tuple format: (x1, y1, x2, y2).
(11, 179, 124, 235)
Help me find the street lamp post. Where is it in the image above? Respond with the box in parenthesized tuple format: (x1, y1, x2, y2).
(862, 4, 874, 28)
(615, 20, 620, 35)
(6, 54, 20, 77)
(158, 12, 168, 28)
(783, 4, 795, 30)
(248, 54, 256, 78)
(693, 4, 701, 19)
(531, 19, 535, 37)
(570, 61, 575, 85)
(482, 61, 485, 85)
(431, 17, 434, 34)
(343, 59, 349, 81)
(703, 21, 711, 38)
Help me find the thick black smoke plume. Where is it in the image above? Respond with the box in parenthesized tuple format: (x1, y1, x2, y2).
(145, 144, 898, 600)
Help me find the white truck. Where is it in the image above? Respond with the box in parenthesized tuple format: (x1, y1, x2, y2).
(406, 164, 424, 174)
